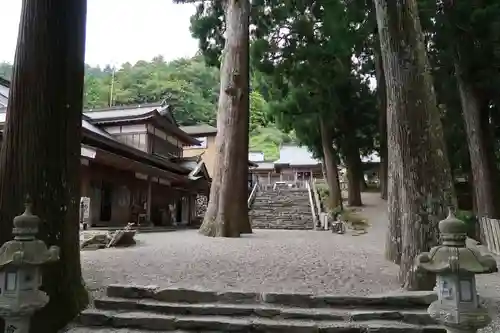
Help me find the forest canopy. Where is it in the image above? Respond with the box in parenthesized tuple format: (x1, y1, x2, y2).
(0, 57, 295, 160)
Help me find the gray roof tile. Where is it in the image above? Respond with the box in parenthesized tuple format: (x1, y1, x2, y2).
(180, 124, 217, 135)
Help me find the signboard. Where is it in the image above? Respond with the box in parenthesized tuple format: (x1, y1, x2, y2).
(185, 137, 207, 149)
(80, 197, 91, 221)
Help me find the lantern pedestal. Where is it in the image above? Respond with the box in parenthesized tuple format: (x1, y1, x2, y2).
(428, 301, 491, 333)
(3, 316, 31, 333)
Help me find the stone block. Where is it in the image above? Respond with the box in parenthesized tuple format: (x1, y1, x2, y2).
(106, 284, 158, 299)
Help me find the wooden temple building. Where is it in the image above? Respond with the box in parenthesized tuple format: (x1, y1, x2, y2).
(0, 78, 211, 228)
(249, 145, 323, 187)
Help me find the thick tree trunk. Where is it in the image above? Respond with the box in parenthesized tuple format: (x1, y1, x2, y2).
(442, 0, 500, 240)
(454, 65, 500, 223)
(374, 0, 456, 290)
(374, 42, 388, 200)
(237, 0, 252, 234)
(375, 25, 398, 262)
(386, 153, 402, 264)
(355, 153, 367, 192)
(199, 0, 250, 237)
(345, 159, 363, 206)
(0, 1, 88, 331)
(319, 116, 342, 209)
(343, 136, 363, 206)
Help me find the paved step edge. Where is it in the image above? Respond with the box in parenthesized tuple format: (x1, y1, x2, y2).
(64, 326, 194, 333)
(106, 285, 437, 309)
(94, 297, 436, 325)
(79, 309, 445, 332)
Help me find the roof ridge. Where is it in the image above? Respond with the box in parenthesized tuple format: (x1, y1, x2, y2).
(84, 102, 163, 113)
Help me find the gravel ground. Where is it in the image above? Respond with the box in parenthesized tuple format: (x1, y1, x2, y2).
(81, 193, 500, 332)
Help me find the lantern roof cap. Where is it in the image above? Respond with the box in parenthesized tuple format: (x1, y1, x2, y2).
(439, 210, 467, 236)
(415, 210, 498, 275)
(13, 198, 41, 239)
(0, 239, 59, 270)
(416, 245, 498, 274)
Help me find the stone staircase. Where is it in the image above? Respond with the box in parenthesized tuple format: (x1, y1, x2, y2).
(250, 188, 314, 230)
(67, 284, 445, 332)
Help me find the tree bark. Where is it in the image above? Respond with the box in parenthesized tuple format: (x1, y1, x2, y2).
(237, 0, 252, 234)
(319, 116, 342, 209)
(199, 0, 250, 237)
(356, 153, 367, 192)
(0, 0, 88, 331)
(374, 41, 388, 200)
(345, 165, 362, 206)
(455, 69, 500, 218)
(442, 0, 500, 241)
(374, 0, 456, 290)
(343, 136, 363, 207)
(375, 24, 398, 263)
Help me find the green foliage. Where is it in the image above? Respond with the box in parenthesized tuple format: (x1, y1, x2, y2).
(249, 125, 296, 160)
(1, 56, 293, 157)
(249, 90, 269, 131)
(455, 210, 478, 239)
(82, 56, 221, 126)
(420, 0, 500, 174)
(249, 0, 377, 162)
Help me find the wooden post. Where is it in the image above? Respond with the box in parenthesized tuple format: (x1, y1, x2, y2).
(146, 177, 152, 223)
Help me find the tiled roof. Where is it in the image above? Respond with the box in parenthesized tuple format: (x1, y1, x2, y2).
(84, 103, 161, 121)
(249, 151, 265, 162)
(180, 124, 217, 135)
(81, 115, 116, 140)
(274, 145, 320, 166)
(253, 161, 275, 170)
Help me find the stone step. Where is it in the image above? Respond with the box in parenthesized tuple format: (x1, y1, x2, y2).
(251, 212, 311, 215)
(253, 202, 311, 206)
(255, 196, 310, 200)
(105, 285, 437, 309)
(94, 297, 435, 325)
(65, 327, 186, 333)
(78, 309, 444, 332)
(250, 215, 311, 218)
(252, 226, 314, 230)
(252, 205, 312, 210)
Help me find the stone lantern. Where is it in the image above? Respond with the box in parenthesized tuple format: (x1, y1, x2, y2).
(415, 211, 498, 333)
(0, 202, 59, 333)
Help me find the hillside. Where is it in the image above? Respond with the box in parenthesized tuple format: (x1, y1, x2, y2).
(0, 58, 294, 160)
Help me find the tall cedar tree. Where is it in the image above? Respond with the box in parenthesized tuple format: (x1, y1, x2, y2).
(0, 0, 88, 331)
(319, 116, 342, 209)
(373, 0, 456, 289)
(442, 0, 500, 229)
(198, 0, 252, 237)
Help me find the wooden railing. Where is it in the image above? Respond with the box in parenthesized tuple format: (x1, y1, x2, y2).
(311, 178, 328, 229)
(480, 217, 500, 255)
(247, 182, 259, 209)
(305, 181, 318, 229)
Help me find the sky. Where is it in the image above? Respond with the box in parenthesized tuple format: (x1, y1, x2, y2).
(0, 0, 200, 67)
